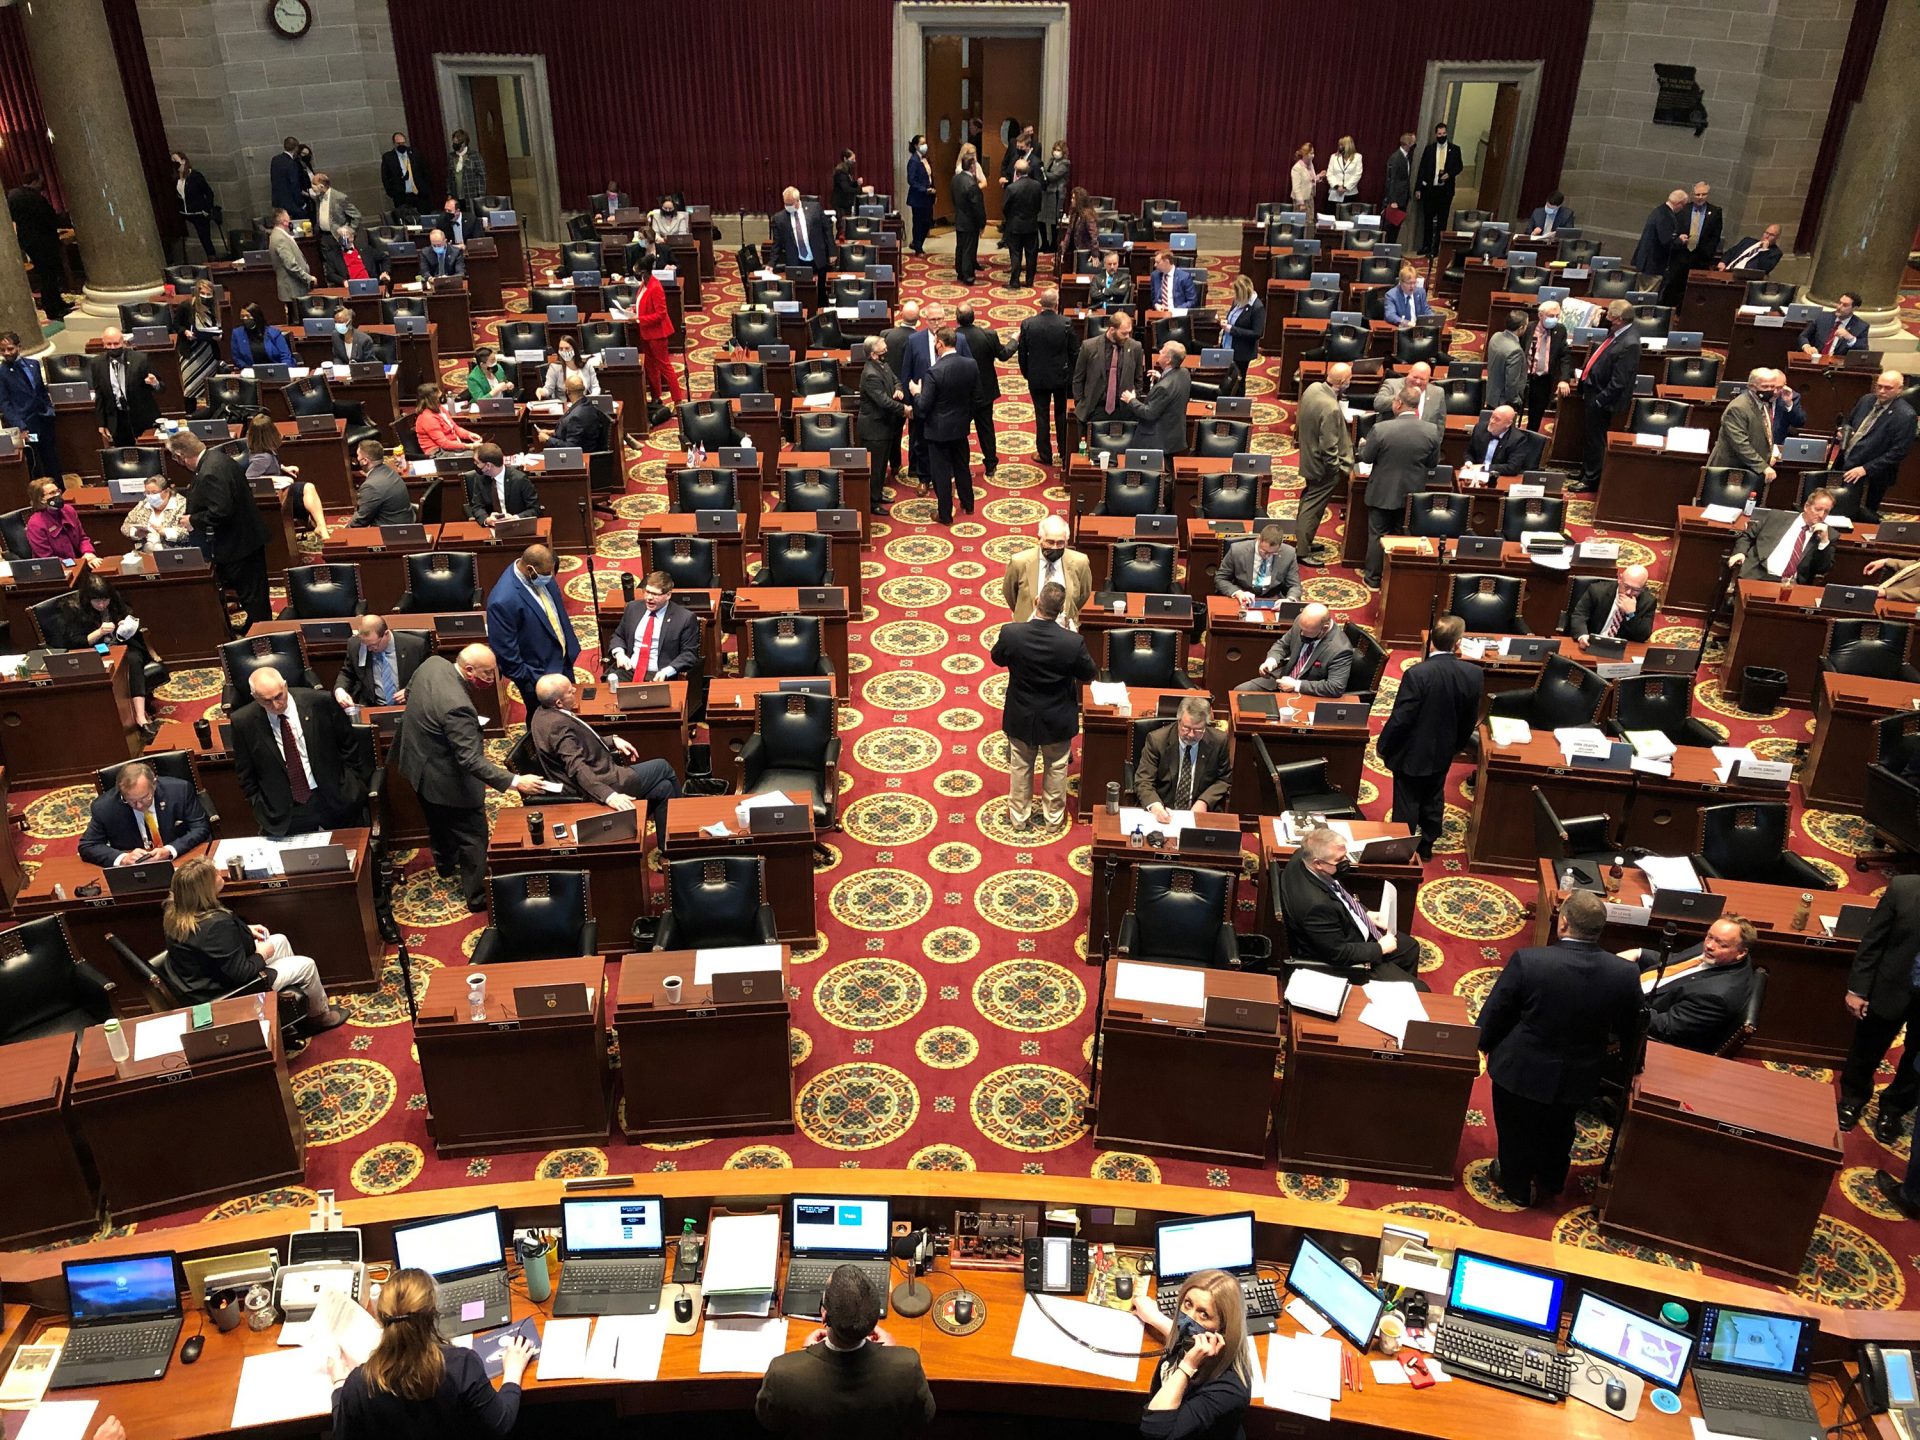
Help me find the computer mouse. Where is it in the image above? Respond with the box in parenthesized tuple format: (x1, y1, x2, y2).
(1604, 1378, 1627, 1412)
(180, 1335, 204, 1365)
(1115, 1274, 1134, 1302)
(954, 1295, 974, 1326)
(673, 1294, 694, 1324)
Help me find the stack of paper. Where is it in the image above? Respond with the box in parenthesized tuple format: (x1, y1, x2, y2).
(1637, 854, 1702, 893)
(583, 1313, 670, 1379)
(1710, 745, 1759, 784)
(231, 1349, 336, 1428)
(1664, 427, 1711, 455)
(1698, 503, 1744, 524)
(1528, 547, 1573, 571)
(1488, 716, 1532, 748)
(1262, 1332, 1341, 1419)
(1088, 681, 1131, 709)
(1624, 729, 1677, 761)
(1113, 961, 1205, 1012)
(1009, 1296, 1144, 1383)
(1284, 968, 1349, 1020)
(703, 1212, 781, 1315)
(1357, 979, 1429, 1045)
(699, 1316, 791, 1374)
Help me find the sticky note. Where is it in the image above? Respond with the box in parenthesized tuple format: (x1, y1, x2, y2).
(461, 1300, 485, 1322)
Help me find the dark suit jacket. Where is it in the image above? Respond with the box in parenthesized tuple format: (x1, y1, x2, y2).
(1646, 953, 1754, 1052)
(1841, 394, 1919, 492)
(1848, 875, 1920, 1018)
(1378, 651, 1482, 777)
(332, 328, 380, 365)
(956, 324, 1007, 403)
(1224, 296, 1266, 373)
(1732, 507, 1836, 582)
(77, 776, 210, 868)
(1465, 417, 1531, 477)
(1017, 312, 1076, 392)
(485, 565, 581, 693)
(1260, 623, 1352, 697)
(335, 628, 431, 706)
(1676, 203, 1724, 267)
(611, 598, 699, 679)
(1001, 176, 1042, 237)
(1567, 579, 1655, 643)
(754, 1341, 936, 1440)
(1382, 146, 1414, 209)
(418, 243, 466, 278)
(393, 654, 514, 806)
(1121, 366, 1191, 456)
(881, 324, 913, 379)
(770, 204, 833, 275)
(6, 185, 60, 260)
(322, 232, 388, 287)
(381, 146, 431, 208)
(552, 399, 610, 452)
(914, 353, 977, 443)
(1528, 204, 1577, 234)
(1799, 311, 1870, 355)
(527, 703, 642, 804)
(351, 463, 415, 528)
(1479, 938, 1644, 1104)
(990, 617, 1096, 746)
(187, 446, 269, 560)
(463, 466, 540, 523)
(1134, 723, 1231, 811)
(1279, 853, 1394, 972)
(1578, 325, 1641, 412)
(1414, 141, 1462, 195)
(951, 172, 986, 234)
(1358, 412, 1440, 512)
(1631, 205, 1683, 276)
(269, 151, 310, 220)
(1215, 539, 1301, 600)
(230, 689, 370, 835)
(1720, 237, 1782, 274)
(89, 350, 162, 436)
(1073, 332, 1145, 422)
(856, 358, 906, 453)
(897, 326, 970, 391)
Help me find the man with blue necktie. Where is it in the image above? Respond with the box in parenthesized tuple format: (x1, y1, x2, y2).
(0, 331, 57, 482)
(485, 542, 581, 712)
(420, 227, 465, 278)
(1383, 267, 1433, 327)
(771, 185, 831, 307)
(1215, 524, 1303, 604)
(1134, 697, 1232, 823)
(335, 613, 432, 710)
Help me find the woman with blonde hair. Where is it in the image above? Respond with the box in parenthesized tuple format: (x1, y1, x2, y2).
(330, 1268, 531, 1436)
(163, 856, 344, 1031)
(1221, 274, 1266, 395)
(1289, 143, 1324, 213)
(951, 143, 989, 286)
(1327, 136, 1363, 205)
(1133, 1267, 1253, 1438)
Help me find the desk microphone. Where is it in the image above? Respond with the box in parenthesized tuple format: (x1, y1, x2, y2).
(890, 1230, 934, 1317)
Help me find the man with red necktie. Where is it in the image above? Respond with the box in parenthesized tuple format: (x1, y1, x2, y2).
(608, 570, 700, 683)
(1568, 299, 1640, 494)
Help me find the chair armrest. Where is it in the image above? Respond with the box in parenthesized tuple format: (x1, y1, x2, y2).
(753, 905, 779, 945)
(1816, 657, 1836, 674)
(196, 788, 222, 832)
(218, 973, 272, 1000)
(738, 734, 768, 789)
(395, 590, 416, 612)
(822, 566, 835, 586)
(1902, 664, 1920, 685)
(817, 657, 836, 678)
(1781, 851, 1837, 891)
(1690, 851, 1723, 880)
(823, 737, 842, 776)
(1267, 860, 1286, 921)
(1487, 688, 1533, 720)
(1252, 734, 1280, 786)
(73, 958, 118, 997)
(581, 919, 600, 955)
(1115, 910, 1138, 959)
(653, 912, 683, 952)
(103, 933, 160, 992)
(469, 928, 501, 966)
(1213, 925, 1240, 970)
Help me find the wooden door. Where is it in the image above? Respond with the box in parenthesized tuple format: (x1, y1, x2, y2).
(979, 37, 1043, 225)
(1479, 84, 1522, 220)
(467, 75, 514, 205)
(924, 36, 966, 226)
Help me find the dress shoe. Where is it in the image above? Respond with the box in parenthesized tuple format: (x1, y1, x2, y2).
(1487, 1164, 1532, 1208)
(306, 1005, 349, 1033)
(1417, 842, 1435, 862)
(466, 896, 488, 913)
(1565, 480, 1594, 494)
(1875, 1170, 1920, 1220)
(1838, 1098, 1865, 1131)
(1875, 1106, 1911, 1146)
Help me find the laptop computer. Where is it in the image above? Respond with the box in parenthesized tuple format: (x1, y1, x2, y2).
(1650, 888, 1726, 923)
(782, 1195, 893, 1320)
(391, 1206, 511, 1336)
(1691, 1304, 1822, 1440)
(1154, 1211, 1279, 1334)
(48, 1252, 183, 1388)
(103, 861, 177, 898)
(554, 1196, 668, 1316)
(1354, 833, 1422, 865)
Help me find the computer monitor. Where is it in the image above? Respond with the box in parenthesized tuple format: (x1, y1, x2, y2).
(1570, 1291, 1695, 1388)
(63, 1253, 180, 1322)
(1445, 1249, 1567, 1339)
(561, 1197, 665, 1258)
(391, 1207, 505, 1280)
(1155, 1211, 1255, 1283)
(1695, 1304, 1816, 1381)
(789, 1196, 891, 1258)
(1285, 1236, 1385, 1349)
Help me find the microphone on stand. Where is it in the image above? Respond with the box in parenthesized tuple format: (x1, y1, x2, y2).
(890, 1230, 934, 1317)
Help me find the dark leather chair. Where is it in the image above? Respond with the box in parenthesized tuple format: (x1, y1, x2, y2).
(780, 468, 842, 513)
(1441, 378, 1484, 416)
(1821, 619, 1920, 682)
(1698, 466, 1764, 510)
(1607, 673, 1720, 748)
(1713, 968, 1768, 1059)
(1587, 268, 1633, 301)
(1353, 255, 1396, 288)
(792, 358, 840, 401)
(747, 278, 793, 307)
(1110, 542, 1176, 594)
(1630, 303, 1673, 339)
(100, 447, 165, 482)
(1293, 288, 1339, 322)
(1096, 469, 1163, 518)
(559, 240, 603, 275)
(497, 320, 548, 356)
(654, 857, 777, 951)
(415, 476, 450, 527)
(1342, 622, 1389, 705)
(1489, 654, 1608, 728)
(731, 309, 782, 352)
(796, 412, 852, 451)
(1258, 750, 1360, 818)
(563, 213, 597, 243)
(217, 632, 324, 709)
(1559, 237, 1600, 266)
(835, 243, 874, 271)
(287, 374, 378, 445)
(1394, 327, 1445, 367)
(739, 690, 839, 828)
(1116, 864, 1239, 970)
(282, 563, 364, 620)
(165, 264, 208, 288)
(1500, 495, 1566, 541)
(744, 614, 832, 678)
(1744, 281, 1795, 308)
(1558, 575, 1607, 638)
(506, 731, 587, 804)
(1153, 316, 1195, 350)
(758, 532, 833, 587)
(678, 400, 743, 452)
(1466, 223, 1506, 258)
(118, 300, 174, 333)
(1532, 786, 1621, 887)
(1505, 265, 1547, 295)
(1320, 323, 1370, 365)
(1269, 252, 1311, 283)
(807, 312, 849, 353)
(1103, 628, 1192, 689)
(672, 467, 738, 514)
(577, 321, 630, 356)
(1692, 803, 1834, 890)
(394, 409, 425, 462)
(1629, 397, 1689, 437)
(1862, 711, 1920, 868)
(1121, 715, 1170, 806)
(396, 552, 481, 613)
(27, 596, 170, 695)
(0, 916, 114, 1045)
(102, 931, 304, 1035)
(1197, 473, 1261, 519)
(379, 296, 427, 325)
(0, 507, 29, 560)
(1086, 422, 1139, 464)
(711, 363, 767, 400)
(1798, 469, 1866, 522)
(1406, 492, 1471, 539)
(648, 536, 718, 590)
(205, 375, 262, 420)
(44, 354, 89, 386)
(833, 277, 875, 306)
(471, 870, 599, 964)
(1192, 420, 1250, 458)
(527, 286, 573, 315)
(1664, 354, 1722, 388)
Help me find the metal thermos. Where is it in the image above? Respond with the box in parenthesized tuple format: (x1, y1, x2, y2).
(528, 811, 545, 844)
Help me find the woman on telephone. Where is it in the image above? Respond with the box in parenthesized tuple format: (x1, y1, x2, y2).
(1133, 1267, 1253, 1438)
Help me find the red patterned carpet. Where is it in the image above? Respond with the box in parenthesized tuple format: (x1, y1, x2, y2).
(16, 237, 1920, 1312)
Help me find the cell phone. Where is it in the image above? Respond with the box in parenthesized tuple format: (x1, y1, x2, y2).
(550, 824, 570, 841)
(1405, 1355, 1437, 1390)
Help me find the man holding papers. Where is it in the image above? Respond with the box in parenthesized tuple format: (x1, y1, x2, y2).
(756, 1266, 935, 1439)
(1279, 828, 1421, 984)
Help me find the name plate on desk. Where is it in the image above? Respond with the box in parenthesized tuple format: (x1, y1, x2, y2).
(434, 613, 487, 640)
(300, 619, 353, 645)
(694, 510, 739, 535)
(377, 523, 428, 545)
(828, 448, 867, 470)
(615, 683, 670, 711)
(1752, 313, 1785, 328)
(1595, 662, 1642, 681)
(734, 392, 777, 416)
(541, 446, 585, 470)
(1567, 740, 1630, 770)
(1605, 900, 1652, 927)
(1506, 483, 1547, 500)
(1577, 540, 1621, 560)
(814, 508, 859, 534)
(1312, 702, 1368, 727)
(1731, 758, 1794, 787)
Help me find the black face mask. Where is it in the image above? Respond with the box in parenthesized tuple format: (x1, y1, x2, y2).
(1333, 857, 1357, 876)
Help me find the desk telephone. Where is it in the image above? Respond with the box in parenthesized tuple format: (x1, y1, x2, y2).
(1024, 1236, 1089, 1294)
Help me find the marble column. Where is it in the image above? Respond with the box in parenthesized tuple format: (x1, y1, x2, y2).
(1804, 0, 1920, 353)
(0, 215, 54, 354)
(17, 0, 165, 317)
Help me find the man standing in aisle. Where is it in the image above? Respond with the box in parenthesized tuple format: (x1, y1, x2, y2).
(908, 325, 979, 526)
(990, 582, 1095, 830)
(1292, 361, 1352, 566)
(485, 543, 581, 712)
(1568, 299, 1641, 495)
(1377, 614, 1482, 859)
(169, 429, 270, 631)
(1001, 515, 1093, 625)
(1017, 289, 1075, 469)
(1415, 123, 1462, 256)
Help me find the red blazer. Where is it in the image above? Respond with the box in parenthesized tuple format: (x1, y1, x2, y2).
(635, 276, 673, 342)
(415, 406, 478, 454)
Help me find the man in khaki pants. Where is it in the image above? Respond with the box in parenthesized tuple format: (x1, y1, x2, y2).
(989, 583, 1095, 828)
(1001, 514, 1093, 624)
(1291, 361, 1353, 566)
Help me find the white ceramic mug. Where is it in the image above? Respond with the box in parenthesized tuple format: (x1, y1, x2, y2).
(1377, 1312, 1405, 1355)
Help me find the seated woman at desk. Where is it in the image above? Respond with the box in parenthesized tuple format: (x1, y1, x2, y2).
(162, 857, 345, 1031)
(243, 413, 330, 543)
(649, 193, 690, 242)
(465, 343, 516, 401)
(42, 569, 165, 737)
(121, 473, 192, 553)
(1133, 1269, 1253, 1440)
(230, 302, 295, 370)
(25, 477, 94, 561)
(534, 337, 602, 401)
(330, 1268, 531, 1437)
(413, 384, 482, 455)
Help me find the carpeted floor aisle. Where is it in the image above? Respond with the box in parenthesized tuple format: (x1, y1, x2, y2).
(17, 235, 1920, 1311)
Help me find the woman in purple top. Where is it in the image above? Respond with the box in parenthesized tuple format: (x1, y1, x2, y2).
(24, 477, 95, 560)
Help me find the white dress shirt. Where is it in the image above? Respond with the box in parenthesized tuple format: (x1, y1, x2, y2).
(269, 701, 318, 789)
(1763, 517, 1817, 579)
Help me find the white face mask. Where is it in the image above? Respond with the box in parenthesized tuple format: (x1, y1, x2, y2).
(917, 145, 928, 156)
(146, 492, 167, 510)
(559, 348, 575, 362)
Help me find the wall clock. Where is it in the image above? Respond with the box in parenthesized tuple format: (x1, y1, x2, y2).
(269, 0, 312, 38)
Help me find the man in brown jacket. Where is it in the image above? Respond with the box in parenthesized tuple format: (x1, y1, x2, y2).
(1706, 367, 1778, 481)
(1001, 515, 1093, 624)
(1292, 361, 1354, 564)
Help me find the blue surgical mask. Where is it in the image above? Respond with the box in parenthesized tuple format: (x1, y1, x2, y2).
(334, 321, 348, 335)
(1542, 316, 1559, 329)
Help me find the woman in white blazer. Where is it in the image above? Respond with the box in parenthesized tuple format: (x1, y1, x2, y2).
(1326, 137, 1363, 205)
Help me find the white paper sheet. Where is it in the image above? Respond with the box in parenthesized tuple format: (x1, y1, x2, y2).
(1636, 855, 1702, 893)
(737, 791, 792, 812)
(287, 1287, 382, 1366)
(1625, 729, 1677, 760)
(1088, 681, 1130, 708)
(588, 1314, 670, 1379)
(1283, 969, 1349, 1020)
(1710, 745, 1759, 783)
(1113, 961, 1205, 1011)
(1117, 805, 1193, 838)
(1283, 1297, 1333, 1337)
(16, 1401, 97, 1440)
(1244, 1337, 1265, 1401)
(1371, 1359, 1412, 1384)
(1260, 1334, 1336, 1417)
(231, 1348, 336, 1427)
(698, 1316, 789, 1375)
(1698, 504, 1744, 523)
(132, 1011, 191, 1062)
(1488, 716, 1532, 748)
(1377, 881, 1398, 936)
(1009, 1295, 1144, 1384)
(702, 1212, 781, 1297)
(694, 946, 785, 984)
(536, 1317, 593, 1380)
(1271, 1333, 1344, 1402)
(1380, 1253, 1451, 1295)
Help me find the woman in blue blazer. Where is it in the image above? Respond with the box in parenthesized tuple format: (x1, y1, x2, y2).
(1222, 275, 1266, 394)
(906, 134, 934, 256)
(231, 303, 294, 369)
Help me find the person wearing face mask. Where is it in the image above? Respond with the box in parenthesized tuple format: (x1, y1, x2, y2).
(435, 196, 471, 247)
(1709, 367, 1783, 480)
(444, 129, 486, 217)
(324, 222, 390, 289)
(121, 475, 190, 554)
(537, 339, 602, 402)
(171, 152, 220, 262)
(771, 186, 832, 307)
(0, 330, 58, 482)
(332, 306, 379, 366)
(632, 264, 683, 424)
(1132, 1268, 1252, 1440)
(464, 442, 540, 527)
(486, 543, 581, 713)
(1520, 300, 1572, 434)
(1377, 612, 1481, 861)
(413, 383, 481, 456)
(648, 193, 689, 240)
(381, 132, 429, 224)
(174, 279, 223, 408)
(25, 477, 94, 561)
(1038, 141, 1070, 255)
(1415, 123, 1462, 256)
(349, 436, 415, 528)
(906, 135, 934, 255)
(1000, 124, 1037, 187)
(230, 302, 294, 370)
(88, 328, 164, 449)
(1289, 142, 1324, 212)
(950, 145, 988, 286)
(1282, 825, 1422, 981)
(419, 227, 466, 280)
(169, 429, 271, 628)
(6, 171, 67, 322)
(590, 179, 630, 224)
(830, 149, 864, 216)
(465, 343, 515, 401)
(1000, 515, 1092, 624)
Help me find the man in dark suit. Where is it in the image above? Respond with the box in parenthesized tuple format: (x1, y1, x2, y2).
(1838, 874, 1920, 1136)
(269, 137, 311, 222)
(1719, 223, 1783, 275)
(989, 581, 1095, 828)
(955, 305, 1009, 477)
(1570, 298, 1641, 494)
(1280, 827, 1419, 982)
(908, 325, 978, 525)
(1568, 564, 1656, 644)
(0, 330, 58, 481)
(1017, 288, 1075, 468)
(1134, 697, 1232, 821)
(1799, 292, 1871, 362)
(322, 223, 389, 288)
(380, 131, 429, 222)
(333, 613, 430, 709)
(1382, 132, 1416, 245)
(1000, 159, 1042, 289)
(1664, 180, 1724, 307)
(1215, 524, 1303, 604)
(1641, 916, 1756, 1053)
(1725, 489, 1836, 584)
(465, 442, 540, 525)
(433, 196, 472, 246)
(881, 300, 917, 381)
(538, 376, 611, 452)
(419, 228, 466, 278)
(349, 437, 415, 528)
(771, 187, 833, 306)
(169, 429, 270, 630)
(1377, 613, 1482, 857)
(1073, 310, 1144, 431)
(1839, 369, 1918, 513)
(897, 303, 970, 483)
(1118, 341, 1192, 459)
(332, 307, 381, 365)
(231, 665, 371, 836)
(1148, 250, 1197, 312)
(485, 542, 580, 711)
(1463, 405, 1531, 480)
(1520, 300, 1572, 434)
(90, 328, 164, 448)
(1415, 123, 1463, 256)
(6, 171, 69, 320)
(609, 570, 699, 682)
(77, 760, 210, 869)
(528, 674, 679, 845)
(1631, 189, 1687, 288)
(755, 1264, 936, 1440)
(1234, 604, 1351, 697)
(950, 164, 986, 285)
(1089, 250, 1133, 309)
(1358, 396, 1442, 587)
(1526, 192, 1576, 238)
(393, 646, 545, 909)
(856, 335, 906, 511)
(1479, 890, 1644, 1207)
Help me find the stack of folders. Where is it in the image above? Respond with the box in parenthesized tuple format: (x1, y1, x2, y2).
(703, 1212, 781, 1317)
(1284, 969, 1349, 1020)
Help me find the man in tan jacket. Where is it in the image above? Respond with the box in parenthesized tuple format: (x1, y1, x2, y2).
(1866, 556, 1920, 603)
(1706, 367, 1779, 481)
(1292, 361, 1354, 565)
(1001, 515, 1093, 624)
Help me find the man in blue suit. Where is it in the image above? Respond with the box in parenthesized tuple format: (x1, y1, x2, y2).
(485, 542, 581, 712)
(1382, 269, 1433, 327)
(1148, 251, 1196, 312)
(419, 228, 466, 278)
(1719, 224, 1783, 275)
(78, 761, 210, 869)
(1799, 292, 1870, 361)
(0, 331, 57, 481)
(909, 325, 980, 525)
(898, 302, 971, 482)
(269, 136, 311, 223)
(1526, 192, 1576, 238)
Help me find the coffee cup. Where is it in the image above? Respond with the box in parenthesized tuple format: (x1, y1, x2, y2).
(663, 975, 684, 1005)
(1377, 1312, 1406, 1355)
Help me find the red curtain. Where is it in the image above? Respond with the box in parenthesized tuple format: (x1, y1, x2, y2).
(0, 8, 64, 209)
(103, 0, 181, 243)
(1794, 0, 1884, 253)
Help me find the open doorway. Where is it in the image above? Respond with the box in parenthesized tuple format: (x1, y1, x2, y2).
(433, 54, 562, 242)
(1418, 61, 1543, 221)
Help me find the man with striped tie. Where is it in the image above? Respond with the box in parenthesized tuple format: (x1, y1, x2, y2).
(1569, 564, 1657, 645)
(486, 543, 582, 712)
(1134, 697, 1232, 825)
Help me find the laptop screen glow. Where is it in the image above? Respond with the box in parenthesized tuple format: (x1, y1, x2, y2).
(393, 1208, 503, 1279)
(791, 1197, 889, 1256)
(65, 1254, 177, 1322)
(563, 1198, 664, 1255)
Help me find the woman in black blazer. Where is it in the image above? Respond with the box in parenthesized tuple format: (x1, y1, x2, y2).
(1133, 1268, 1253, 1439)
(41, 570, 164, 739)
(830, 150, 863, 216)
(1222, 274, 1266, 395)
(170, 151, 219, 261)
(331, 1268, 530, 1438)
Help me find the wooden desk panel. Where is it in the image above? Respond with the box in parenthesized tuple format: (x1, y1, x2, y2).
(1377, 538, 1596, 647)
(1722, 581, 1915, 709)
(0, 647, 136, 785)
(489, 803, 652, 954)
(0, 1032, 96, 1246)
(1086, 809, 1245, 963)
(1227, 695, 1368, 821)
(731, 587, 850, 694)
(0, 554, 230, 664)
(1203, 596, 1293, 698)
(1804, 672, 1920, 812)
(1078, 684, 1197, 822)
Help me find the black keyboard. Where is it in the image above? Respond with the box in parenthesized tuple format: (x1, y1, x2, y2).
(1158, 1277, 1280, 1321)
(438, 1271, 508, 1311)
(787, 1259, 889, 1293)
(64, 1323, 175, 1361)
(1695, 1373, 1821, 1421)
(562, 1259, 666, 1294)
(1435, 1321, 1572, 1398)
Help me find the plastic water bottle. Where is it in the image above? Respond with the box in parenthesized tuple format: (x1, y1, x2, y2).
(104, 1019, 129, 1063)
(1558, 867, 1576, 893)
(1742, 489, 1757, 517)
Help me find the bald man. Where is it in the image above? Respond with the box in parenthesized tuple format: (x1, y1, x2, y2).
(1568, 565, 1656, 645)
(771, 185, 831, 304)
(1463, 405, 1530, 480)
(1001, 516, 1093, 624)
(1839, 369, 1917, 514)
(1632, 189, 1689, 288)
(527, 675, 679, 845)
(1234, 604, 1352, 696)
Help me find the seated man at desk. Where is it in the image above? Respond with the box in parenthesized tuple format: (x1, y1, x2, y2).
(1569, 563, 1656, 644)
(1233, 602, 1351, 696)
(1215, 524, 1303, 604)
(608, 570, 699, 682)
(335, 613, 431, 709)
(1134, 697, 1231, 823)
(1279, 828, 1420, 984)
(1382, 266, 1433, 327)
(1461, 404, 1530, 481)
(349, 437, 415, 528)
(536, 375, 610, 452)
(77, 759, 211, 868)
(1636, 915, 1758, 1054)
(526, 674, 680, 844)
(232, 665, 371, 837)
(1090, 249, 1133, 309)
(1724, 488, 1836, 585)
(419, 227, 466, 278)
(465, 443, 540, 525)
(755, 1265, 936, 1439)
(1798, 291, 1869, 361)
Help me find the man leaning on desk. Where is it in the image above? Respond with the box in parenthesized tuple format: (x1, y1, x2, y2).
(1135, 697, 1232, 825)
(1569, 564, 1656, 644)
(1215, 524, 1303, 604)
(336, 613, 431, 710)
(756, 1264, 935, 1440)
(1234, 603, 1350, 697)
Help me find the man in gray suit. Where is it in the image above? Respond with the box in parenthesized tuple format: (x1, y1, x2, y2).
(1118, 341, 1192, 457)
(1293, 361, 1353, 565)
(348, 438, 415, 528)
(309, 173, 360, 243)
(266, 208, 312, 322)
(1215, 524, 1303, 603)
(393, 644, 545, 910)
(1707, 367, 1779, 481)
(1486, 309, 1528, 412)
(1360, 396, 1443, 587)
(1373, 361, 1446, 441)
(1725, 489, 1837, 585)
(1234, 603, 1353, 697)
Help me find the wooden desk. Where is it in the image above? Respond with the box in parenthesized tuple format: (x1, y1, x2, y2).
(760, 511, 867, 613)
(1677, 268, 1752, 345)
(661, 794, 816, 942)
(1254, 815, 1423, 953)
(1077, 684, 1192, 821)
(1203, 596, 1294, 697)
(438, 518, 555, 596)
(1072, 514, 1183, 594)
(1601, 1043, 1840, 1280)
(53, 394, 106, 481)
(1722, 580, 1915, 708)
(591, 589, 722, 680)
(702, 677, 796, 772)
(488, 803, 651, 955)
(1278, 985, 1476, 1187)
(1377, 537, 1599, 647)
(364, 321, 440, 399)
(613, 947, 793, 1141)
(415, 955, 609, 1157)
(1804, 671, 1920, 812)
(1227, 694, 1369, 820)
(0, 645, 136, 785)
(1085, 809, 1246, 963)
(1185, 517, 1256, 612)
(0, 445, 29, 513)
(0, 1032, 96, 1246)
(1788, 357, 1875, 436)
(1596, 435, 1709, 534)
(0, 552, 230, 663)
(1726, 312, 1795, 384)
(1093, 959, 1278, 1165)
(731, 587, 850, 694)
(70, 994, 302, 1221)
(1172, 457, 1267, 526)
